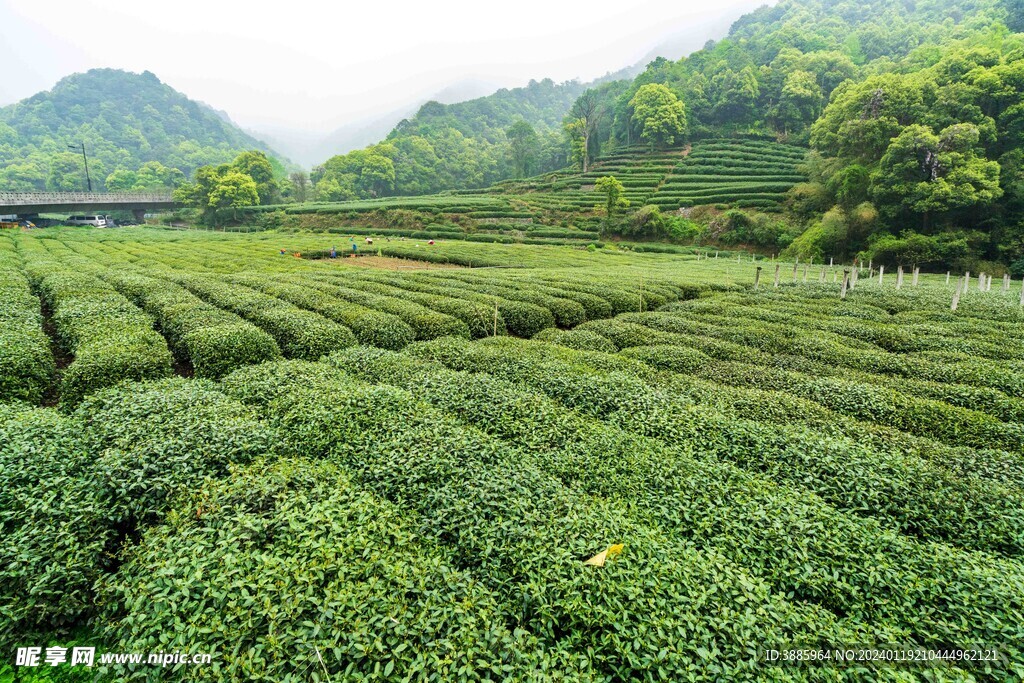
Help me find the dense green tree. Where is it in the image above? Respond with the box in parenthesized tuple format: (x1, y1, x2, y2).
(0, 69, 288, 191)
(506, 120, 539, 177)
(628, 84, 687, 148)
(231, 151, 278, 204)
(595, 175, 629, 221)
(208, 171, 259, 211)
(358, 154, 396, 197)
(175, 155, 263, 224)
(47, 153, 87, 191)
(710, 66, 760, 126)
(1001, 0, 1024, 33)
(105, 161, 183, 191)
(775, 70, 822, 133)
(564, 90, 605, 172)
(872, 123, 1002, 228)
(288, 171, 310, 203)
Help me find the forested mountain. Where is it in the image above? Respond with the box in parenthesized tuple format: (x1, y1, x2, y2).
(0, 69, 287, 192)
(306, 0, 1024, 270)
(311, 78, 595, 200)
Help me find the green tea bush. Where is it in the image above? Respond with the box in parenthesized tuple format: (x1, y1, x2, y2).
(410, 337, 1024, 557)
(181, 324, 283, 378)
(27, 268, 173, 406)
(228, 274, 416, 350)
(0, 403, 103, 647)
(226, 363, 866, 680)
(169, 274, 356, 359)
(104, 271, 282, 378)
(343, 273, 555, 337)
(333, 275, 504, 339)
(98, 457, 552, 681)
(297, 278, 471, 340)
(327, 348, 1024, 661)
(75, 379, 274, 526)
(423, 274, 586, 327)
(532, 327, 619, 353)
(0, 242, 55, 403)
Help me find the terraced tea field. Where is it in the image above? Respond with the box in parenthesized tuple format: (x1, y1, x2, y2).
(647, 138, 807, 211)
(247, 138, 808, 238)
(2, 227, 1023, 681)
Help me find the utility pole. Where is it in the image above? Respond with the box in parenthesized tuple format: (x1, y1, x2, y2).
(68, 142, 92, 192)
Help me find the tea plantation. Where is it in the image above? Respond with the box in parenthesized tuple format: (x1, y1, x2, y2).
(2, 227, 1023, 681)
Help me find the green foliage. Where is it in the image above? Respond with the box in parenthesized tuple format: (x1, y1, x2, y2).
(0, 240, 55, 403)
(708, 209, 796, 249)
(872, 123, 1002, 221)
(628, 84, 687, 148)
(101, 270, 282, 378)
(176, 150, 278, 225)
(0, 404, 100, 646)
(783, 206, 848, 260)
(169, 274, 357, 359)
(0, 379, 274, 650)
(5, 228, 1024, 676)
(0, 69, 283, 191)
(506, 119, 539, 178)
(98, 456, 549, 680)
(20, 245, 173, 407)
(863, 230, 985, 269)
(594, 175, 628, 220)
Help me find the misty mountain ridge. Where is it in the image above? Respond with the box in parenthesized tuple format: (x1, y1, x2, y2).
(0, 68, 292, 191)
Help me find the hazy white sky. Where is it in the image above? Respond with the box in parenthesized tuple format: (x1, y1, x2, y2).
(0, 0, 770, 132)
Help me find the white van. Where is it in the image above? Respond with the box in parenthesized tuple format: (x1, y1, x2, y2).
(66, 215, 108, 227)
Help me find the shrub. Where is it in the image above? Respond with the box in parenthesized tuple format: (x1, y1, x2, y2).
(0, 404, 103, 646)
(97, 457, 548, 680)
(0, 260, 55, 403)
(28, 270, 174, 406)
(181, 323, 283, 378)
(105, 272, 282, 379)
(75, 378, 276, 529)
(532, 328, 619, 353)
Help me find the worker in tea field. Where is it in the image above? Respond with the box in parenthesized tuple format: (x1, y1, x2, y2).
(330, 246, 336, 258)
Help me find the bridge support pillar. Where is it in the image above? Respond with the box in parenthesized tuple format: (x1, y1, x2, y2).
(132, 209, 146, 224)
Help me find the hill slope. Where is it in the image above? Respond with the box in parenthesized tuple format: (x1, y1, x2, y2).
(311, 78, 618, 200)
(0, 69, 287, 191)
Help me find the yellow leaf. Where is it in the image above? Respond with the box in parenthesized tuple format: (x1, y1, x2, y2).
(584, 544, 624, 567)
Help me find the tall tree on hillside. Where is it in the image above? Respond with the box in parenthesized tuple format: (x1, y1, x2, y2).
(231, 150, 278, 205)
(564, 90, 604, 172)
(506, 120, 539, 178)
(288, 171, 310, 203)
(629, 84, 687, 148)
(1002, 0, 1024, 31)
(774, 70, 823, 134)
(710, 66, 760, 126)
(357, 154, 396, 197)
(595, 175, 629, 222)
(47, 153, 88, 191)
(872, 123, 1002, 229)
(209, 171, 260, 212)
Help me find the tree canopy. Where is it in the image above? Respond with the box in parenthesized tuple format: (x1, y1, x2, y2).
(0, 69, 289, 192)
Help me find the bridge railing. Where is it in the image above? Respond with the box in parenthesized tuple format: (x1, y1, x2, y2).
(0, 191, 175, 205)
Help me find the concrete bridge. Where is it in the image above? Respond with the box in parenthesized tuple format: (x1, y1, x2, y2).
(0, 191, 179, 220)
